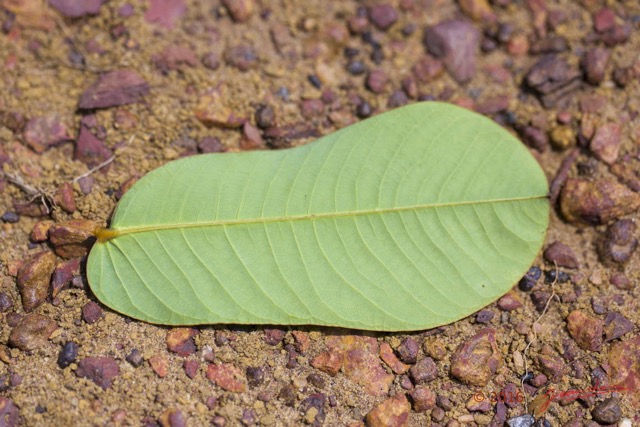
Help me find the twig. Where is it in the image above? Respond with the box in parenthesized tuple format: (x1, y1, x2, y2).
(3, 171, 55, 213)
(72, 154, 116, 183)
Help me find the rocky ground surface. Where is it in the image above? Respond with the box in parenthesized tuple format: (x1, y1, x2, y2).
(0, 0, 639, 426)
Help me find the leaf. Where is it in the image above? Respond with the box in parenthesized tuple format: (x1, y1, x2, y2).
(87, 102, 549, 331)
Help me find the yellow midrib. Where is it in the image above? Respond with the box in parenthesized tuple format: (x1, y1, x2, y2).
(96, 195, 548, 242)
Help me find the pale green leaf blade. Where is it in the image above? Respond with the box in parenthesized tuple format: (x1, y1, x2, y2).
(87, 102, 549, 331)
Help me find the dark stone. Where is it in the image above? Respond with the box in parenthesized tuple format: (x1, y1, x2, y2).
(57, 341, 79, 368)
(198, 137, 224, 153)
(126, 349, 144, 367)
(255, 104, 275, 129)
(591, 397, 621, 424)
(264, 328, 285, 345)
(597, 219, 637, 264)
(506, 414, 535, 427)
(604, 312, 633, 342)
(300, 393, 326, 426)
(396, 338, 419, 364)
(74, 126, 113, 168)
(518, 266, 541, 291)
(544, 269, 570, 284)
(409, 357, 438, 384)
(1, 212, 19, 223)
(76, 357, 120, 389)
(0, 292, 13, 312)
(78, 70, 150, 110)
(246, 366, 264, 387)
(543, 241, 579, 269)
(224, 45, 258, 71)
(368, 4, 398, 31)
(82, 301, 103, 324)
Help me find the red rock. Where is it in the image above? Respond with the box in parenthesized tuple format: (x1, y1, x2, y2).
(23, 115, 71, 153)
(379, 343, 409, 374)
(543, 241, 579, 269)
(593, 8, 616, 33)
(166, 328, 198, 356)
(48, 220, 97, 259)
(264, 123, 320, 148)
(8, 313, 57, 351)
(183, 360, 199, 379)
(525, 55, 581, 107)
(423, 20, 480, 83)
(159, 408, 186, 427)
(301, 99, 324, 119)
(450, 328, 501, 386)
(408, 356, 437, 384)
(366, 70, 388, 94)
(310, 351, 343, 376)
(153, 44, 197, 73)
(74, 126, 112, 168)
(240, 122, 263, 150)
(263, 328, 285, 345)
(195, 87, 246, 128)
(475, 96, 509, 115)
(30, 220, 54, 242)
(82, 301, 103, 324)
(607, 335, 640, 407)
(364, 393, 410, 427)
(198, 137, 224, 153)
(590, 123, 621, 165)
(54, 182, 76, 213)
(17, 251, 56, 312)
(566, 310, 603, 351)
(604, 312, 633, 342)
(78, 70, 150, 110)
(221, 0, 253, 22)
(368, 4, 398, 31)
(497, 292, 522, 311)
(458, 0, 496, 22)
(536, 352, 564, 378)
(597, 220, 638, 265)
(144, 0, 186, 29)
(49, 0, 105, 18)
(76, 357, 120, 389)
(0, 397, 18, 427)
(408, 386, 436, 412)
(149, 355, 169, 378)
(207, 363, 246, 392)
(292, 331, 310, 354)
(560, 178, 640, 225)
(582, 48, 611, 85)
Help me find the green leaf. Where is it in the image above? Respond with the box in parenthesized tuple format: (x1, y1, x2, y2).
(87, 102, 549, 331)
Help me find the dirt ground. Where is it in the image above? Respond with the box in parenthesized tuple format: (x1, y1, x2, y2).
(1, 0, 639, 426)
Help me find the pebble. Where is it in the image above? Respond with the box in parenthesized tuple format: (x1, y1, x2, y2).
(590, 123, 621, 165)
(22, 115, 71, 153)
(525, 55, 580, 107)
(0, 293, 13, 312)
(396, 338, 418, 364)
(245, 366, 264, 387)
(78, 70, 150, 109)
(604, 312, 633, 342)
(559, 178, 640, 225)
(306, 373, 324, 389)
(255, 105, 275, 129)
(597, 219, 637, 264)
(17, 251, 56, 312)
(408, 356, 437, 384)
(198, 137, 224, 153)
(366, 70, 388, 94)
(458, 0, 495, 22)
(364, 393, 410, 427)
(263, 328, 285, 345)
(82, 301, 103, 324)
(278, 383, 297, 406)
(582, 48, 610, 85)
(593, 8, 616, 33)
(591, 397, 621, 424)
(31, 220, 53, 242)
(356, 101, 372, 118)
(310, 351, 343, 376)
(74, 126, 113, 168)
(159, 408, 186, 427)
(8, 313, 58, 351)
(149, 355, 169, 378)
(126, 349, 144, 367)
(516, 125, 549, 152)
(51, 257, 81, 297)
(0, 398, 18, 427)
(183, 359, 198, 379)
(450, 328, 501, 386)
(54, 183, 76, 213)
(506, 414, 535, 427)
(301, 393, 325, 426)
(543, 241, 579, 269)
(221, 0, 254, 22)
(153, 44, 197, 73)
(292, 331, 310, 354)
(264, 123, 320, 148)
(475, 309, 494, 323)
(379, 342, 409, 374)
(201, 52, 220, 70)
(367, 4, 398, 31)
(1, 212, 19, 223)
(195, 88, 246, 128)
(76, 357, 120, 389)
(387, 91, 408, 108)
(544, 269, 570, 284)
(49, 0, 104, 18)
(224, 45, 258, 71)
(207, 363, 246, 392)
(301, 99, 324, 119)
(529, 36, 568, 54)
(57, 341, 79, 368)
(567, 310, 602, 351)
(423, 19, 480, 83)
(144, 0, 186, 29)
(408, 386, 436, 412)
(347, 60, 367, 75)
(166, 328, 198, 356)
(497, 292, 522, 311)
(48, 220, 98, 259)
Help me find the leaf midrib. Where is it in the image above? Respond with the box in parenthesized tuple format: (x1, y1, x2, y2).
(104, 195, 548, 240)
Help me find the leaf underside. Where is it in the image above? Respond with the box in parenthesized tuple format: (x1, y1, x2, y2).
(88, 102, 549, 331)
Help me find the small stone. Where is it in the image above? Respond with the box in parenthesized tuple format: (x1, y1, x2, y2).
(497, 292, 522, 311)
(79, 70, 150, 110)
(356, 101, 372, 118)
(48, 220, 97, 259)
(396, 338, 419, 364)
(604, 312, 633, 342)
(195, 88, 246, 128)
(450, 328, 501, 386)
(77, 176, 94, 195)
(49, 0, 105, 18)
(593, 8, 616, 33)
(412, 56, 443, 83)
(379, 342, 410, 374)
(549, 126, 575, 150)
(301, 393, 325, 426)
(183, 359, 199, 379)
(525, 55, 581, 107)
(76, 357, 120, 389)
(1, 212, 19, 223)
(409, 357, 438, 384)
(566, 310, 603, 351)
(475, 310, 494, 323)
(597, 219, 638, 265)
(221, 0, 253, 22)
(17, 251, 56, 312)
(263, 328, 285, 345)
(529, 36, 568, 54)
(144, 0, 186, 29)
(57, 341, 79, 368)
(54, 183, 76, 213)
(8, 313, 57, 351)
(368, 4, 398, 31)
(201, 52, 220, 70)
(544, 269, 570, 284)
(517, 125, 549, 152)
(591, 397, 621, 424)
(306, 373, 324, 389)
(582, 48, 610, 85)
(126, 349, 144, 367)
(423, 19, 480, 83)
(590, 123, 621, 165)
(159, 408, 186, 427)
(292, 331, 311, 354)
(198, 137, 224, 153)
(364, 393, 410, 427)
(74, 126, 113, 168)
(149, 355, 169, 378)
(51, 258, 81, 297)
(224, 45, 258, 71)
(366, 70, 388, 94)
(207, 364, 246, 392)
(387, 91, 408, 108)
(543, 241, 579, 269)
(153, 44, 197, 73)
(408, 386, 436, 412)
(255, 105, 275, 129)
(311, 350, 343, 376)
(30, 220, 54, 242)
(506, 414, 535, 427)
(301, 99, 324, 119)
(0, 398, 18, 427)
(0, 293, 13, 312)
(166, 328, 198, 356)
(560, 178, 640, 225)
(82, 301, 103, 324)
(23, 115, 71, 153)
(610, 273, 630, 290)
(245, 366, 264, 387)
